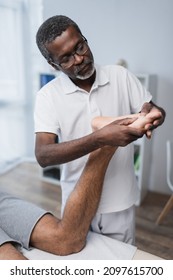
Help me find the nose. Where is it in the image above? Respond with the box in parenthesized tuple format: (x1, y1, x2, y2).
(73, 53, 84, 65)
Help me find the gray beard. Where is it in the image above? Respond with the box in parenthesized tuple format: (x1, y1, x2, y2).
(76, 64, 95, 80)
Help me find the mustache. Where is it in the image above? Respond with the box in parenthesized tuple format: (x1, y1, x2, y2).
(74, 59, 93, 75)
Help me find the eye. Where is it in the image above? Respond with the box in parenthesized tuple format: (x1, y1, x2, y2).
(61, 55, 71, 64)
(76, 42, 84, 53)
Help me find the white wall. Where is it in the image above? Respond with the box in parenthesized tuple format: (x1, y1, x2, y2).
(42, 0, 173, 195)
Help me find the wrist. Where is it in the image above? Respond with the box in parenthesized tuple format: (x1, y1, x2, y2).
(92, 129, 105, 149)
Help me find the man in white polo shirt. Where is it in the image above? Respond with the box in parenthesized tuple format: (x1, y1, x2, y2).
(35, 15, 165, 245)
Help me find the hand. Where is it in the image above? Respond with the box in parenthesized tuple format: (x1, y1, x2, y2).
(140, 102, 166, 138)
(97, 117, 146, 147)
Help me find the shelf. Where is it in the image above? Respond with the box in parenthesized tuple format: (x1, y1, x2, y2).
(134, 74, 157, 205)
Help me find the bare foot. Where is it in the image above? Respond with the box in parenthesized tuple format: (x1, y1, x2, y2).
(129, 111, 162, 129)
(91, 113, 140, 131)
(91, 111, 161, 131)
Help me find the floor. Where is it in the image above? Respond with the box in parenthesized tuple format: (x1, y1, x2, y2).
(135, 192, 173, 259)
(0, 161, 173, 259)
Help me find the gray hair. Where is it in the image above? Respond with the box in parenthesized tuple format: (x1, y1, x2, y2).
(36, 15, 82, 62)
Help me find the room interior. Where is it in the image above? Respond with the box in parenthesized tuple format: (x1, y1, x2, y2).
(0, 0, 173, 259)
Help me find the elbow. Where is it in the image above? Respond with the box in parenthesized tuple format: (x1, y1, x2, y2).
(68, 237, 86, 254)
(49, 223, 88, 256)
(35, 149, 48, 168)
(54, 229, 87, 256)
(60, 238, 86, 256)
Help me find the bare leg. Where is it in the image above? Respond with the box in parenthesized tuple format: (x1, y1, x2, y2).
(30, 146, 117, 256)
(30, 214, 62, 254)
(0, 243, 27, 260)
(91, 111, 162, 131)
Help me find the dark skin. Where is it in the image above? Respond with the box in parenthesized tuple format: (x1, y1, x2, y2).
(35, 26, 165, 168)
(46, 26, 95, 92)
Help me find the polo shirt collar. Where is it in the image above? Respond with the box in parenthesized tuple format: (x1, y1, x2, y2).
(94, 64, 109, 88)
(60, 64, 109, 95)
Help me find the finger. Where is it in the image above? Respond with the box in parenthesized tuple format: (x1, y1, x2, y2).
(146, 130, 152, 139)
(145, 122, 158, 131)
(144, 123, 153, 130)
(153, 119, 161, 126)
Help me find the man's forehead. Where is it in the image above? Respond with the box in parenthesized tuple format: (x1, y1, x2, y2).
(46, 27, 82, 55)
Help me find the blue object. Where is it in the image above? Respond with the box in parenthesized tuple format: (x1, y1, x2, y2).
(40, 73, 55, 88)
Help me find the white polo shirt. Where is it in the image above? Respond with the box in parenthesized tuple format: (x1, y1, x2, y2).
(34, 65, 152, 214)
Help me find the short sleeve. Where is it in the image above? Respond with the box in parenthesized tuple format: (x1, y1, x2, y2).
(126, 71, 152, 113)
(34, 89, 60, 135)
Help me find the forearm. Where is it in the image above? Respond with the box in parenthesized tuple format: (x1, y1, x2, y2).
(36, 131, 104, 167)
(36, 119, 145, 168)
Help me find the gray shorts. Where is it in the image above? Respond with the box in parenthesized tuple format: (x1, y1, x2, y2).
(90, 205, 135, 245)
(0, 192, 49, 249)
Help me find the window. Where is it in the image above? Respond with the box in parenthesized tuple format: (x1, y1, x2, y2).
(0, 0, 25, 103)
(0, 0, 43, 173)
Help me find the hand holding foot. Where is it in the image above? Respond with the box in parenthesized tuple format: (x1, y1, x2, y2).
(92, 111, 162, 140)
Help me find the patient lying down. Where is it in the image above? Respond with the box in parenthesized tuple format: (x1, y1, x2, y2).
(0, 111, 162, 260)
